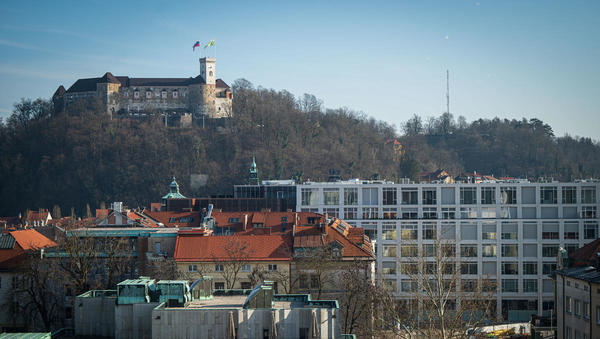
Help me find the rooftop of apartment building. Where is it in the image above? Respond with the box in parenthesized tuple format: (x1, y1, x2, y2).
(555, 265, 600, 283)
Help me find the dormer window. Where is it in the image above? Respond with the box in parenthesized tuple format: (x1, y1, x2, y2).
(146, 91, 152, 99)
(134, 91, 140, 99)
(172, 91, 178, 99)
(161, 91, 167, 99)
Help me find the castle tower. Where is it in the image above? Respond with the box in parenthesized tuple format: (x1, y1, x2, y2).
(199, 57, 216, 85)
(248, 156, 259, 185)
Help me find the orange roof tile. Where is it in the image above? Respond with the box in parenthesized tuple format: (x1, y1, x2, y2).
(174, 234, 292, 262)
(10, 229, 57, 250)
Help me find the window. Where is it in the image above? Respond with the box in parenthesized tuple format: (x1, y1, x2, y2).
(584, 221, 598, 239)
(383, 188, 397, 205)
(299, 275, 309, 289)
(542, 244, 559, 257)
(422, 188, 436, 205)
(461, 263, 478, 274)
(542, 222, 559, 239)
(482, 245, 497, 257)
(501, 262, 518, 275)
(241, 282, 252, 290)
(563, 186, 577, 204)
(382, 262, 397, 275)
(172, 91, 178, 98)
(402, 188, 418, 205)
(310, 275, 319, 288)
(362, 207, 378, 219)
(301, 188, 318, 205)
(502, 279, 518, 292)
(401, 222, 418, 240)
(281, 216, 288, 223)
(215, 282, 225, 290)
(400, 263, 418, 274)
(401, 280, 416, 292)
(180, 217, 194, 223)
(422, 223, 436, 239)
(383, 245, 397, 257)
(542, 262, 556, 275)
(502, 244, 518, 257)
(584, 302, 590, 319)
(501, 222, 518, 240)
(401, 208, 418, 219)
(384, 279, 397, 292)
(343, 208, 357, 219)
(442, 208, 455, 219)
(383, 208, 397, 219)
(566, 296, 574, 313)
(422, 207, 437, 219)
(344, 188, 358, 205)
(523, 222, 538, 240)
(582, 187, 596, 204)
(461, 245, 477, 257)
(481, 187, 496, 204)
(215, 264, 224, 272)
(241, 264, 251, 272)
(574, 299, 582, 317)
(460, 187, 477, 204)
(161, 91, 167, 99)
(500, 187, 517, 204)
(362, 188, 379, 205)
(482, 223, 497, 240)
(460, 207, 477, 219)
(268, 264, 277, 271)
(582, 206, 597, 219)
(423, 244, 437, 257)
(188, 264, 198, 272)
(523, 262, 537, 275)
(481, 207, 496, 218)
(400, 245, 418, 257)
(540, 187, 558, 204)
(323, 189, 339, 205)
(564, 222, 579, 239)
(323, 208, 339, 218)
(382, 223, 396, 240)
(523, 279, 537, 292)
(229, 217, 240, 223)
(134, 91, 140, 98)
(146, 91, 152, 99)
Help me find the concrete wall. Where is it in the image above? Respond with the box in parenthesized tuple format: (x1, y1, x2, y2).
(115, 302, 159, 339)
(74, 294, 116, 337)
(151, 306, 340, 339)
(556, 275, 594, 339)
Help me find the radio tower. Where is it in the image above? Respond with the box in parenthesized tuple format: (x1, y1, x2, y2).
(446, 69, 450, 114)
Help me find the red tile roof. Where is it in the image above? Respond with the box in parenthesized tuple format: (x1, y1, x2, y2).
(569, 238, 600, 267)
(0, 230, 57, 268)
(174, 234, 292, 262)
(211, 211, 324, 233)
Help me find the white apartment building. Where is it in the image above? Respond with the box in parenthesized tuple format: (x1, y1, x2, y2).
(295, 179, 600, 321)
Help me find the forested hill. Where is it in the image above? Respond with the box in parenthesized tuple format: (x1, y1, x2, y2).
(1, 78, 599, 216)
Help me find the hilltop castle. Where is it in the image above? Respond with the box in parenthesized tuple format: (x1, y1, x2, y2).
(52, 57, 233, 119)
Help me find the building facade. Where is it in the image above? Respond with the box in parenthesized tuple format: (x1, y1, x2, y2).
(53, 57, 232, 119)
(555, 266, 599, 339)
(295, 179, 600, 321)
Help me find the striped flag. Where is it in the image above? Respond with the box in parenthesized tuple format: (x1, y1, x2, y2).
(192, 41, 200, 51)
(204, 40, 215, 48)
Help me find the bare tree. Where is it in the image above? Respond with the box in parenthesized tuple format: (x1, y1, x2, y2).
(212, 237, 254, 289)
(377, 236, 495, 339)
(293, 245, 338, 299)
(9, 250, 63, 331)
(102, 236, 135, 288)
(57, 231, 99, 294)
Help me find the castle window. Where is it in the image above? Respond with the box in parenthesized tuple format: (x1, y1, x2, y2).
(172, 91, 178, 99)
(161, 91, 167, 99)
(209, 71, 213, 77)
(146, 91, 152, 99)
(134, 91, 140, 99)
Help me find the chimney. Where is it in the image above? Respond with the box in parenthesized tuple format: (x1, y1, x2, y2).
(243, 214, 248, 231)
(293, 212, 298, 235)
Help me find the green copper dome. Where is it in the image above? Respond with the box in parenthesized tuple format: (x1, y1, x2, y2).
(162, 176, 186, 199)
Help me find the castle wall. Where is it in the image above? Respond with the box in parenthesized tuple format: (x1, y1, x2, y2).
(117, 86, 189, 113)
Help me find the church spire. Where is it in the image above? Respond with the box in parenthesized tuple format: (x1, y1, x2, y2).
(248, 156, 259, 185)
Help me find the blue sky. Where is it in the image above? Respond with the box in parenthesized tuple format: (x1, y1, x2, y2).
(1, 0, 598, 138)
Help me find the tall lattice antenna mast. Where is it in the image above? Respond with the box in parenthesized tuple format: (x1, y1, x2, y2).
(446, 69, 450, 114)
